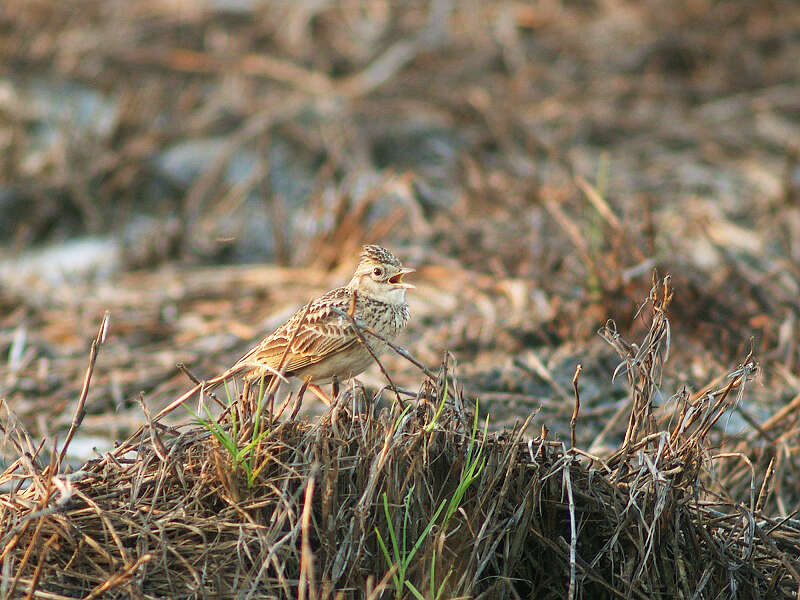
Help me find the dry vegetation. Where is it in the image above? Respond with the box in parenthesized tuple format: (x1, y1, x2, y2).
(2, 0, 800, 598)
(2, 280, 799, 598)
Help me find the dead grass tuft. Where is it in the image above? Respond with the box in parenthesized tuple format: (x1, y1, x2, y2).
(2, 278, 799, 599)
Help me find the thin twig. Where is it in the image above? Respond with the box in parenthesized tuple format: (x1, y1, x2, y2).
(298, 470, 317, 600)
(22, 532, 58, 600)
(57, 311, 110, 473)
(263, 299, 315, 418)
(152, 357, 288, 423)
(137, 393, 168, 462)
(289, 377, 311, 421)
(564, 456, 578, 600)
(176, 362, 224, 408)
(82, 554, 153, 600)
(330, 300, 436, 382)
(570, 364, 582, 450)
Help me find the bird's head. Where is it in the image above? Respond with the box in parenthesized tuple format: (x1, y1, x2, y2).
(347, 245, 415, 303)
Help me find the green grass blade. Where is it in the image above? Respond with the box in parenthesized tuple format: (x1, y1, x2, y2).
(383, 493, 401, 566)
(434, 565, 453, 600)
(424, 377, 448, 432)
(405, 581, 425, 600)
(375, 528, 401, 590)
(406, 498, 446, 566)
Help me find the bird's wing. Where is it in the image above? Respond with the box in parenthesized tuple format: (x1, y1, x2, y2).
(234, 287, 360, 375)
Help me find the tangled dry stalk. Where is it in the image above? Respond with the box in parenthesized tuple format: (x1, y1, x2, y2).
(1, 277, 799, 599)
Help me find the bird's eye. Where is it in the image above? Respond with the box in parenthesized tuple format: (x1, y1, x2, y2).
(373, 267, 384, 277)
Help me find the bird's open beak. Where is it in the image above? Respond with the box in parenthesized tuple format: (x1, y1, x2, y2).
(388, 267, 416, 288)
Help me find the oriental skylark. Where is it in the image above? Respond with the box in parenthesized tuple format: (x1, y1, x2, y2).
(156, 245, 414, 418)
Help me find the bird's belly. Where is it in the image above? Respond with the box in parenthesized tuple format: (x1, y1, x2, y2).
(294, 344, 380, 384)
(295, 341, 387, 384)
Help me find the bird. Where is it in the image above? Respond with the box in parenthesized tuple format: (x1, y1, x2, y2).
(155, 245, 415, 420)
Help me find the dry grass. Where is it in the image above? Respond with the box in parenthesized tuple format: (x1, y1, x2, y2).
(2, 278, 799, 599)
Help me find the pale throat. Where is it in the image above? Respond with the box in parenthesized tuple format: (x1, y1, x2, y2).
(378, 286, 408, 305)
(347, 272, 408, 306)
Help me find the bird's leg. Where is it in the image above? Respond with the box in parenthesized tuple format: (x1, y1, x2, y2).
(331, 376, 340, 402)
(308, 383, 332, 406)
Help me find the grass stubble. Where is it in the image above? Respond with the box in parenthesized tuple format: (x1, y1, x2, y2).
(1, 277, 799, 599)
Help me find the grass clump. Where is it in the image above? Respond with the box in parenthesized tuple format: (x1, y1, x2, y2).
(193, 377, 271, 487)
(377, 396, 487, 599)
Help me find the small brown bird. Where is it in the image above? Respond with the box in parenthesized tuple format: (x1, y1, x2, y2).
(156, 245, 414, 419)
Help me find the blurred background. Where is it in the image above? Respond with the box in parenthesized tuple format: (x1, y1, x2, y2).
(1, 0, 799, 463)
